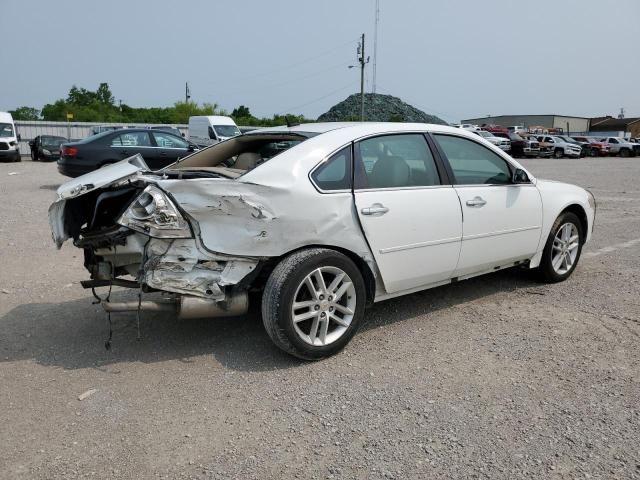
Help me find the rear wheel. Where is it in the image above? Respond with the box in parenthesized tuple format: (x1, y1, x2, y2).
(535, 212, 583, 283)
(261, 248, 366, 360)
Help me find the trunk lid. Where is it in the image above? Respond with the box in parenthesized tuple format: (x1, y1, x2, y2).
(55, 155, 149, 200)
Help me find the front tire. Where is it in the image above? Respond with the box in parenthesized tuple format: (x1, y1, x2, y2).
(261, 248, 366, 360)
(554, 148, 564, 159)
(619, 148, 630, 158)
(535, 212, 583, 283)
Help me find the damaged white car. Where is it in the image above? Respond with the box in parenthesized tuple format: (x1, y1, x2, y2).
(49, 122, 596, 359)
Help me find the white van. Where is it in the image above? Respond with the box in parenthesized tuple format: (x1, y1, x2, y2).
(0, 112, 21, 162)
(188, 116, 241, 147)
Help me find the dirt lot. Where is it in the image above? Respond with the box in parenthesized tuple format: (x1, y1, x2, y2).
(0, 157, 638, 479)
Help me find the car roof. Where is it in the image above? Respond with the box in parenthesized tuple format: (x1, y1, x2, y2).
(247, 122, 463, 137)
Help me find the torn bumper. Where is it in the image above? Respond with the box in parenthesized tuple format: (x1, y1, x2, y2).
(93, 235, 259, 300)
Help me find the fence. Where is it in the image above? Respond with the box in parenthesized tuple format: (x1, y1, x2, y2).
(14, 121, 188, 154)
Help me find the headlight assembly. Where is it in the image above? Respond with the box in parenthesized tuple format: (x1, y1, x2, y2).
(118, 185, 192, 238)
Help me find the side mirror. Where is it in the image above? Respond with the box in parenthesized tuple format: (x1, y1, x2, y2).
(187, 144, 195, 152)
(17, 134, 22, 141)
(512, 168, 530, 184)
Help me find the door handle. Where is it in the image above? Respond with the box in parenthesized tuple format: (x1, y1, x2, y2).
(361, 203, 389, 216)
(120, 150, 129, 156)
(466, 196, 487, 207)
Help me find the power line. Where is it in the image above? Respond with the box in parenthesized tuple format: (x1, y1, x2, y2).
(204, 36, 360, 88)
(278, 83, 354, 115)
(211, 61, 351, 98)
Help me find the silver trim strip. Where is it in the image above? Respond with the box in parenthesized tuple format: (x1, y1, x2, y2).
(463, 225, 540, 240)
(379, 236, 461, 254)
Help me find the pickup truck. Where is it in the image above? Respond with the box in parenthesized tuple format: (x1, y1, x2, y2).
(493, 132, 540, 158)
(572, 136, 610, 157)
(598, 137, 637, 157)
(536, 136, 582, 159)
(474, 130, 511, 152)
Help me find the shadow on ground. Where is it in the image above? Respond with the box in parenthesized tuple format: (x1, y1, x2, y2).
(0, 268, 540, 372)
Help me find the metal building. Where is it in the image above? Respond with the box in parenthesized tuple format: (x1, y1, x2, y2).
(460, 114, 590, 135)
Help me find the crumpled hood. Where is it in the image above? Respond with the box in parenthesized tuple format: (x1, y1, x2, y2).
(54, 155, 149, 201)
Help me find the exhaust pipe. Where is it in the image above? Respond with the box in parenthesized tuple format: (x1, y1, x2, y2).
(102, 292, 248, 319)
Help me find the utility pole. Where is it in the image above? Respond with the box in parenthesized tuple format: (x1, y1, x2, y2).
(185, 82, 191, 103)
(357, 33, 370, 122)
(372, 0, 379, 93)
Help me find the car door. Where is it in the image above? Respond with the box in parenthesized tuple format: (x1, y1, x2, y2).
(150, 131, 192, 168)
(352, 133, 462, 294)
(432, 133, 543, 278)
(109, 131, 157, 166)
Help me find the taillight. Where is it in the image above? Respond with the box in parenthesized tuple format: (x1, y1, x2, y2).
(62, 146, 78, 157)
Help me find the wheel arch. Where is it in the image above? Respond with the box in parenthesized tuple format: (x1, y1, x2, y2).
(560, 203, 588, 242)
(253, 244, 377, 306)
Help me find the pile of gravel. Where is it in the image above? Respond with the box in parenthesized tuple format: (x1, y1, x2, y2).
(317, 93, 447, 124)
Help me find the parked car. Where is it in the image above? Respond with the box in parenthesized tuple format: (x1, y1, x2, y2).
(571, 136, 610, 157)
(555, 135, 588, 157)
(493, 131, 540, 157)
(628, 138, 640, 155)
(188, 115, 241, 147)
(89, 125, 123, 137)
(474, 130, 511, 152)
(29, 135, 67, 161)
(48, 122, 595, 360)
(57, 128, 198, 177)
(150, 125, 184, 137)
(520, 133, 552, 157)
(535, 136, 582, 159)
(598, 137, 637, 157)
(0, 111, 21, 162)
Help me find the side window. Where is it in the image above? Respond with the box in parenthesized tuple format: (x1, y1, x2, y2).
(152, 131, 189, 148)
(111, 131, 151, 147)
(610, 138, 618, 144)
(355, 134, 440, 189)
(433, 134, 512, 185)
(311, 146, 352, 191)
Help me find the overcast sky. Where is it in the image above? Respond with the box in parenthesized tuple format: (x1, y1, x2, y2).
(2, 0, 639, 122)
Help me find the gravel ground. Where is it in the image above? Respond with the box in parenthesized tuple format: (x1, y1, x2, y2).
(0, 157, 638, 479)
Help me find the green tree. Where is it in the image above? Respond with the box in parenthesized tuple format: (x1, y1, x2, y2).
(231, 105, 252, 118)
(9, 106, 40, 120)
(96, 82, 115, 105)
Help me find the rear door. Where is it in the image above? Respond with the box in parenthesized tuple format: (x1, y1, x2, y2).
(150, 131, 192, 167)
(353, 133, 462, 294)
(432, 133, 542, 278)
(109, 131, 157, 166)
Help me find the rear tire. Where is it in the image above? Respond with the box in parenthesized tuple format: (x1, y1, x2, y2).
(261, 248, 366, 360)
(535, 212, 583, 283)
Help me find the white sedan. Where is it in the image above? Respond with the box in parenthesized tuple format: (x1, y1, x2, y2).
(49, 122, 595, 359)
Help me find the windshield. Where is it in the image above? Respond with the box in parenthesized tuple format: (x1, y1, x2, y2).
(0, 123, 15, 138)
(478, 131, 492, 137)
(214, 125, 241, 138)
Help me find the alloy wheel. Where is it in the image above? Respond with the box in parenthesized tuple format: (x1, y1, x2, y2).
(551, 223, 580, 275)
(291, 266, 356, 346)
